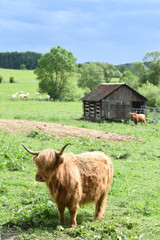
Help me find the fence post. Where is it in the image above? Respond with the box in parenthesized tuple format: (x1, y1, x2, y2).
(154, 108, 157, 122)
(144, 108, 146, 119)
(0, 225, 2, 240)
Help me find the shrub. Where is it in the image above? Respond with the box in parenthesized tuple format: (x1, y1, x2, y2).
(9, 77, 15, 83)
(0, 75, 3, 83)
(20, 64, 26, 70)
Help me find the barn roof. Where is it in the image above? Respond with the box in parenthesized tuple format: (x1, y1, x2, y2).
(81, 83, 148, 102)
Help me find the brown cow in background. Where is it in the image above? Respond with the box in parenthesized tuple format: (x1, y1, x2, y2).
(130, 112, 146, 125)
(22, 143, 113, 227)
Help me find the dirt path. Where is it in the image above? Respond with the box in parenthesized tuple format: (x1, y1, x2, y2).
(0, 119, 138, 142)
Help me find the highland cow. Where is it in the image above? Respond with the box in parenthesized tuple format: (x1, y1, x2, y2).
(22, 143, 113, 227)
(130, 112, 146, 125)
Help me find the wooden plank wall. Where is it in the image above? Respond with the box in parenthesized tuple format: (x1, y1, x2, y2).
(102, 100, 131, 120)
(83, 101, 102, 120)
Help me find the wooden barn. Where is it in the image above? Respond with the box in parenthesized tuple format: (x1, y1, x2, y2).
(81, 83, 148, 121)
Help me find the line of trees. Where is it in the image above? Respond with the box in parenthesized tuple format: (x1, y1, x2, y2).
(34, 47, 160, 107)
(1, 47, 160, 107)
(34, 46, 123, 101)
(0, 51, 41, 70)
(118, 51, 160, 107)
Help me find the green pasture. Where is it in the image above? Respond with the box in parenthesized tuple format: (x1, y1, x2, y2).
(0, 68, 42, 101)
(0, 69, 160, 239)
(0, 68, 84, 101)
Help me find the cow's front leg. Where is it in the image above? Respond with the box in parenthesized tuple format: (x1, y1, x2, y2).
(68, 205, 78, 227)
(57, 203, 65, 225)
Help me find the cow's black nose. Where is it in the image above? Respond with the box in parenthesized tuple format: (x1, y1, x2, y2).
(36, 174, 42, 181)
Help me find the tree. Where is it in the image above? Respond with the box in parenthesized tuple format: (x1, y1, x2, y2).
(143, 51, 160, 62)
(138, 82, 160, 107)
(34, 46, 77, 100)
(131, 62, 149, 78)
(139, 59, 160, 86)
(116, 64, 127, 73)
(119, 70, 139, 90)
(148, 60, 160, 85)
(78, 62, 104, 91)
(20, 64, 26, 70)
(96, 62, 121, 82)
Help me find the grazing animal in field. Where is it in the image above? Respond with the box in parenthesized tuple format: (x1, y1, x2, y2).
(12, 92, 18, 100)
(12, 94, 16, 100)
(19, 93, 29, 99)
(46, 95, 50, 100)
(24, 93, 29, 99)
(35, 92, 42, 100)
(130, 112, 146, 125)
(22, 143, 113, 227)
(19, 93, 25, 99)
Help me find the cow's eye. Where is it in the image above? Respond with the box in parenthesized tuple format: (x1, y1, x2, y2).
(36, 162, 41, 168)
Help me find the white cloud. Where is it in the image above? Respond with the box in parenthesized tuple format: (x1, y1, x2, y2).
(0, 0, 160, 64)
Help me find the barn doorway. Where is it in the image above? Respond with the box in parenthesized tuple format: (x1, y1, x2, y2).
(132, 102, 143, 108)
(132, 102, 145, 114)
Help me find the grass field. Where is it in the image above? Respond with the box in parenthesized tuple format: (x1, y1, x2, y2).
(0, 68, 84, 101)
(0, 69, 160, 240)
(0, 69, 37, 99)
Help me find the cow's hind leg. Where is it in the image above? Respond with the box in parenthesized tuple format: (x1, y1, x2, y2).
(94, 193, 107, 220)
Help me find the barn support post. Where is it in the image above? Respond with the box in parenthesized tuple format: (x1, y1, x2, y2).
(83, 101, 90, 119)
(95, 102, 101, 121)
(94, 103, 96, 120)
(83, 101, 85, 117)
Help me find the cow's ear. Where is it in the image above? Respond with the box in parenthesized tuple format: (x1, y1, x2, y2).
(56, 154, 64, 164)
(55, 143, 70, 165)
(32, 156, 37, 162)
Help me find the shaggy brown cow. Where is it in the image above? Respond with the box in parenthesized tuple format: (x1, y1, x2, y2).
(22, 143, 113, 227)
(130, 112, 146, 125)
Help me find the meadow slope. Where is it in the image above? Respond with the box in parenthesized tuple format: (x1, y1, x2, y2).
(0, 69, 160, 240)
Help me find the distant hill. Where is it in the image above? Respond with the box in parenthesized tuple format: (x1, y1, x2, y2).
(115, 62, 151, 73)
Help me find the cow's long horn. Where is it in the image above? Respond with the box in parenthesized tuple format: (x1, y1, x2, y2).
(22, 144, 39, 156)
(58, 143, 71, 156)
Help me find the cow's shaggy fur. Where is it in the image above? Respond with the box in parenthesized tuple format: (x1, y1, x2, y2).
(130, 112, 146, 125)
(23, 144, 113, 227)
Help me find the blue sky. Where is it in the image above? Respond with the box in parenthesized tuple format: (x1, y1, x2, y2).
(0, 0, 160, 65)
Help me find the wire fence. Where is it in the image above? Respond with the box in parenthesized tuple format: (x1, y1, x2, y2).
(133, 106, 160, 122)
